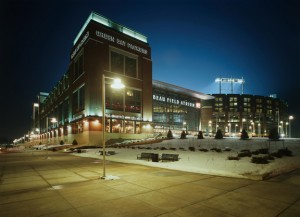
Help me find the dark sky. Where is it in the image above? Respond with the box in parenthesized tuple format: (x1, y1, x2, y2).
(1, 0, 299, 140)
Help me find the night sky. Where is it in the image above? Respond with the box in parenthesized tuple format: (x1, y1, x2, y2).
(1, 0, 299, 140)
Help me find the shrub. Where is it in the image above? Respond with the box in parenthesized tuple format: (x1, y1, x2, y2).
(268, 128, 279, 140)
(251, 156, 269, 164)
(180, 130, 187, 139)
(251, 150, 260, 155)
(264, 155, 275, 160)
(199, 148, 208, 152)
(211, 147, 222, 152)
(188, 147, 195, 151)
(258, 148, 269, 154)
(278, 148, 293, 156)
(72, 139, 78, 146)
(228, 156, 239, 160)
(240, 149, 250, 152)
(59, 140, 64, 145)
(224, 147, 231, 152)
(270, 152, 282, 158)
(197, 131, 204, 139)
(167, 129, 173, 139)
(238, 152, 252, 157)
(215, 129, 223, 139)
(240, 129, 249, 140)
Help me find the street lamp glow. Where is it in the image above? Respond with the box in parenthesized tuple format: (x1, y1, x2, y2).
(50, 118, 57, 123)
(111, 78, 125, 89)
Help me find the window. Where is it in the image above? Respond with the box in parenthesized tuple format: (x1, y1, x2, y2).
(229, 97, 237, 102)
(72, 86, 85, 114)
(229, 107, 238, 112)
(111, 51, 123, 74)
(125, 56, 136, 77)
(111, 50, 137, 78)
(64, 75, 69, 89)
(244, 98, 250, 102)
(125, 89, 141, 113)
(63, 98, 69, 121)
(74, 54, 84, 80)
(105, 84, 142, 113)
(256, 109, 263, 113)
(105, 83, 124, 111)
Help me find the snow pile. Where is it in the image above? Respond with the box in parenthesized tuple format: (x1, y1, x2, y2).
(72, 137, 300, 180)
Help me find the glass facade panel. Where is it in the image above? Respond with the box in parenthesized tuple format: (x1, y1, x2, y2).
(74, 54, 84, 80)
(111, 51, 124, 74)
(125, 89, 141, 113)
(111, 50, 137, 78)
(152, 90, 200, 133)
(125, 56, 136, 77)
(72, 86, 85, 114)
(105, 84, 124, 111)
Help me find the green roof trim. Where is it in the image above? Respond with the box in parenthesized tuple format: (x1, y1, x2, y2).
(74, 11, 148, 45)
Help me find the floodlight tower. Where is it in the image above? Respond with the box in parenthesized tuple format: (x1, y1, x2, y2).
(215, 77, 245, 94)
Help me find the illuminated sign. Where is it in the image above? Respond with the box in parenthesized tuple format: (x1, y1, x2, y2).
(71, 31, 89, 59)
(71, 29, 148, 59)
(215, 77, 244, 84)
(71, 114, 84, 122)
(95, 30, 148, 55)
(109, 114, 143, 121)
(153, 94, 197, 108)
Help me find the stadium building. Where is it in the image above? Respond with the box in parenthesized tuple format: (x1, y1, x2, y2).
(33, 12, 213, 145)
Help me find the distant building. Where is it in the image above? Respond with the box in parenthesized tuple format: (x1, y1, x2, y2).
(201, 94, 289, 137)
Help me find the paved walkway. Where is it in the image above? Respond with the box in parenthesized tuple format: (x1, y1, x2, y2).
(0, 150, 300, 217)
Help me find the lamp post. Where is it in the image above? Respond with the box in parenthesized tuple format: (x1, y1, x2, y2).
(102, 75, 124, 179)
(289, 115, 294, 138)
(46, 117, 57, 159)
(251, 121, 255, 136)
(208, 120, 212, 135)
(242, 118, 246, 131)
(183, 121, 187, 134)
(280, 121, 283, 136)
(235, 124, 238, 136)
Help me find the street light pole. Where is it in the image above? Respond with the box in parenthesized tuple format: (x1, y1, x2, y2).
(289, 115, 294, 138)
(46, 117, 57, 159)
(242, 118, 246, 131)
(101, 75, 124, 179)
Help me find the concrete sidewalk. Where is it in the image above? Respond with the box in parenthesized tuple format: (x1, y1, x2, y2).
(0, 150, 300, 217)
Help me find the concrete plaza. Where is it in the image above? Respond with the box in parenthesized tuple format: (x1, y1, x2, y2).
(0, 149, 300, 217)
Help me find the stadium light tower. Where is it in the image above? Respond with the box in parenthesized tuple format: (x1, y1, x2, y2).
(215, 77, 245, 94)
